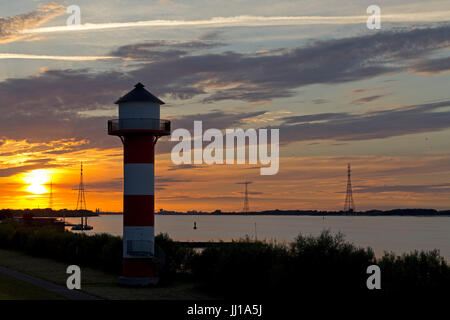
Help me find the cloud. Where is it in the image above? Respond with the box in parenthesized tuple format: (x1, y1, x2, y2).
(0, 26, 449, 150)
(278, 100, 450, 143)
(0, 138, 90, 161)
(110, 40, 224, 61)
(0, 2, 65, 43)
(170, 110, 266, 130)
(0, 162, 59, 177)
(156, 176, 196, 183)
(0, 53, 119, 61)
(351, 86, 389, 94)
(311, 99, 329, 105)
(3, 25, 449, 105)
(20, 12, 450, 36)
(282, 113, 349, 124)
(167, 164, 208, 171)
(22, 157, 54, 165)
(155, 176, 202, 191)
(412, 56, 450, 74)
(350, 94, 387, 105)
(85, 179, 122, 192)
(0, 68, 129, 149)
(156, 0, 173, 4)
(198, 31, 223, 41)
(128, 25, 450, 102)
(355, 183, 450, 194)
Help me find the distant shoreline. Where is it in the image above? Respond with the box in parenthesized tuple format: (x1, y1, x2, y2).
(1, 208, 449, 218)
(109, 209, 450, 217)
(155, 212, 450, 217)
(157, 208, 450, 216)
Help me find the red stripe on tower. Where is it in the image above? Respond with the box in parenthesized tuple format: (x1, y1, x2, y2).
(108, 83, 170, 286)
(123, 195, 155, 226)
(124, 135, 155, 163)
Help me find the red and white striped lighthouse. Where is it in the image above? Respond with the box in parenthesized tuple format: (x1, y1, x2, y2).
(108, 83, 170, 286)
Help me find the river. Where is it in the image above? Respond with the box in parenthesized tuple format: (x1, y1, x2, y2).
(66, 215, 450, 259)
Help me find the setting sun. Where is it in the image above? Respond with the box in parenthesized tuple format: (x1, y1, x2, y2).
(23, 169, 51, 195)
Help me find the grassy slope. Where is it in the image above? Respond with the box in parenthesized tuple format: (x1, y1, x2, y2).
(0, 249, 211, 300)
(0, 274, 65, 300)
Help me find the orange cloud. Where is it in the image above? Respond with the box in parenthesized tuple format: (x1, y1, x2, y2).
(0, 2, 65, 43)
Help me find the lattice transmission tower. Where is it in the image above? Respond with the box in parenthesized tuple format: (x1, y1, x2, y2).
(76, 162, 87, 211)
(344, 163, 355, 213)
(242, 181, 252, 214)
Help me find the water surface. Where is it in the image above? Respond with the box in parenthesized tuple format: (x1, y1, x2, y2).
(66, 215, 450, 259)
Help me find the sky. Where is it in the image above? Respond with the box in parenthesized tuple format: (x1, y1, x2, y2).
(0, 0, 449, 212)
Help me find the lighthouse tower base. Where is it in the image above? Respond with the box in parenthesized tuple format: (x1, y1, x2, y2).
(118, 257, 160, 287)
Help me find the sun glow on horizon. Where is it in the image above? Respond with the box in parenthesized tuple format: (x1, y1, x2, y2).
(22, 169, 51, 195)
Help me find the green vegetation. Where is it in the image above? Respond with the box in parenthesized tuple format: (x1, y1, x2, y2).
(0, 249, 210, 300)
(0, 221, 194, 281)
(0, 221, 123, 273)
(191, 231, 450, 297)
(0, 221, 448, 298)
(378, 250, 450, 294)
(0, 273, 65, 300)
(190, 232, 375, 297)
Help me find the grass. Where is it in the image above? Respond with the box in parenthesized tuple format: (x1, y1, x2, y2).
(0, 273, 65, 300)
(0, 249, 212, 300)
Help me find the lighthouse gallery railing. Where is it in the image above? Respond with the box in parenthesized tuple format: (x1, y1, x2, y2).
(108, 118, 171, 134)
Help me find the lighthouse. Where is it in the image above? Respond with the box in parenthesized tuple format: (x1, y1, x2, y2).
(108, 83, 170, 286)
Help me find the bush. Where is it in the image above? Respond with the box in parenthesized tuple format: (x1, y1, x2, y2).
(378, 250, 450, 294)
(191, 238, 288, 296)
(286, 231, 376, 294)
(0, 221, 123, 273)
(0, 222, 195, 282)
(154, 233, 196, 283)
(191, 230, 450, 298)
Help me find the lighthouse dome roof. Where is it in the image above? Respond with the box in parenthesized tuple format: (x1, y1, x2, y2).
(115, 82, 165, 105)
